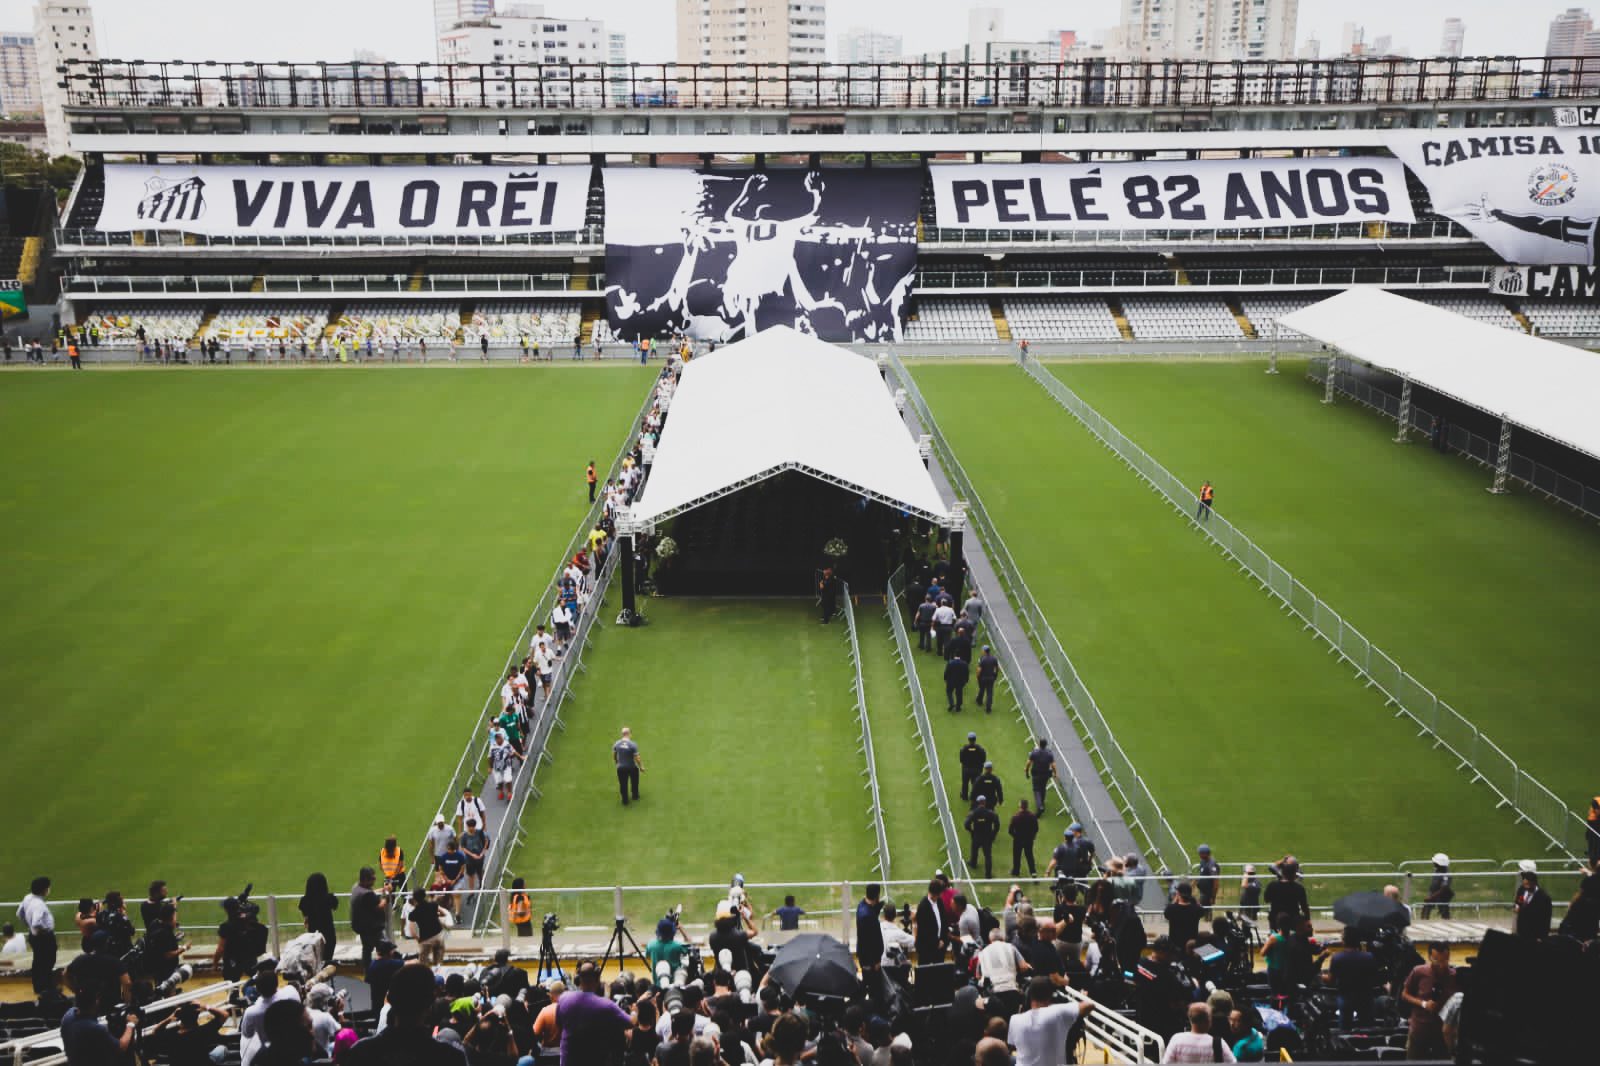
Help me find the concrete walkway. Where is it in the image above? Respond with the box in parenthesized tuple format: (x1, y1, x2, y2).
(885, 361, 1139, 866)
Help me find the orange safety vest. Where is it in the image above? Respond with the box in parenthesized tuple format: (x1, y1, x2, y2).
(379, 847, 405, 880)
(508, 893, 532, 925)
(586, 465, 597, 485)
(1589, 797, 1600, 824)
(1201, 485, 1214, 503)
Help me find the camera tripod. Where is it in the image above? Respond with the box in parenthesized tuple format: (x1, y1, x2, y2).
(599, 915, 648, 976)
(539, 926, 566, 983)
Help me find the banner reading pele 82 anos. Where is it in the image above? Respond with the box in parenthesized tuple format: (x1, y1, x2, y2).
(97, 164, 590, 237)
(929, 158, 1414, 231)
(1386, 128, 1600, 266)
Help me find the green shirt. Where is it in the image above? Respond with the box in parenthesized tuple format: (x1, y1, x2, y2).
(646, 938, 691, 975)
(497, 711, 522, 743)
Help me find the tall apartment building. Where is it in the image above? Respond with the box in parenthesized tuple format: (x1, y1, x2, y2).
(675, 0, 827, 65)
(1115, 0, 1297, 62)
(0, 31, 40, 116)
(434, 0, 496, 42)
(1548, 8, 1594, 55)
(34, 1, 98, 158)
(438, 6, 612, 104)
(836, 27, 902, 64)
(1440, 18, 1465, 58)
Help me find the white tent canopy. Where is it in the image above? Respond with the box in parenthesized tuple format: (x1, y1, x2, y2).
(1279, 288, 1600, 462)
(630, 326, 952, 527)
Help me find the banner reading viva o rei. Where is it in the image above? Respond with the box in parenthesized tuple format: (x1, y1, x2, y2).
(929, 158, 1414, 231)
(1385, 127, 1600, 265)
(97, 165, 590, 237)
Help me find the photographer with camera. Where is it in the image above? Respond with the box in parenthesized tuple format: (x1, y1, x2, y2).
(648, 916, 693, 982)
(154, 1001, 228, 1066)
(95, 893, 136, 960)
(142, 902, 183, 983)
(60, 978, 137, 1066)
(67, 930, 132, 1009)
(215, 888, 269, 982)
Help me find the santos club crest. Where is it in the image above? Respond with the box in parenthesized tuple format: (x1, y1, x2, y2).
(1528, 162, 1578, 207)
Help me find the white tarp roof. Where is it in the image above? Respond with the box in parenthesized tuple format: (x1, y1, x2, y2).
(631, 326, 951, 526)
(1279, 288, 1600, 462)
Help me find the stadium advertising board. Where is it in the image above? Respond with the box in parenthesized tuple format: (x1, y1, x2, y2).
(1488, 264, 1600, 299)
(602, 168, 919, 343)
(928, 159, 1414, 230)
(97, 165, 590, 237)
(1389, 128, 1600, 266)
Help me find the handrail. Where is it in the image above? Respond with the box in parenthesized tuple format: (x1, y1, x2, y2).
(3, 981, 241, 1066)
(885, 566, 973, 899)
(1022, 354, 1587, 860)
(61, 274, 603, 296)
(1062, 983, 1165, 1064)
(912, 264, 1496, 292)
(410, 376, 659, 895)
(886, 350, 1190, 876)
(58, 55, 1600, 112)
(841, 583, 891, 882)
(921, 219, 1471, 245)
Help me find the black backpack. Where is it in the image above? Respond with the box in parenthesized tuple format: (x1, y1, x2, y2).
(977, 907, 1001, 939)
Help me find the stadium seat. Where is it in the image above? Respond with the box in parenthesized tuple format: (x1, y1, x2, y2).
(78, 306, 205, 346)
(902, 297, 998, 343)
(470, 301, 583, 347)
(204, 305, 329, 344)
(1522, 301, 1600, 337)
(1002, 297, 1122, 342)
(1120, 295, 1244, 340)
(1239, 295, 1324, 339)
(333, 303, 462, 344)
(1420, 296, 1523, 332)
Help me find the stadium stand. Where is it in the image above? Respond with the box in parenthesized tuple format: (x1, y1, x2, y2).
(1421, 295, 1524, 331)
(902, 297, 998, 342)
(203, 306, 330, 343)
(78, 306, 204, 345)
(1520, 301, 1600, 337)
(1003, 296, 1123, 342)
(1121, 295, 1245, 340)
(331, 304, 462, 344)
(467, 300, 582, 347)
(1239, 295, 1325, 338)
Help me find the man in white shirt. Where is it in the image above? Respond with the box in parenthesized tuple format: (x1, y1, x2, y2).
(17, 876, 54, 996)
(0, 923, 26, 955)
(454, 788, 488, 835)
(532, 643, 556, 702)
(551, 602, 573, 652)
(933, 601, 958, 656)
(878, 905, 915, 966)
(1162, 1002, 1234, 1063)
(977, 930, 1029, 1011)
(1008, 977, 1094, 1066)
(240, 966, 302, 1066)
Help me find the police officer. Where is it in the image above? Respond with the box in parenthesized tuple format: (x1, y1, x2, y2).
(975, 645, 1000, 713)
(964, 796, 1001, 880)
(1194, 844, 1220, 915)
(958, 732, 986, 801)
(971, 761, 1003, 810)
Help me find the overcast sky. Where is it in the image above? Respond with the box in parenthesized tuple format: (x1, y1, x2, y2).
(0, 0, 1573, 63)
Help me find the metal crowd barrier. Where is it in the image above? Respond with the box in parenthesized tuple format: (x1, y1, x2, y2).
(841, 583, 892, 883)
(1023, 354, 1588, 859)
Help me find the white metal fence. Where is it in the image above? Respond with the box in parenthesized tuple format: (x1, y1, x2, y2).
(887, 352, 1191, 877)
(885, 567, 974, 897)
(413, 380, 659, 901)
(841, 583, 892, 883)
(1311, 355, 1600, 525)
(1021, 354, 1589, 859)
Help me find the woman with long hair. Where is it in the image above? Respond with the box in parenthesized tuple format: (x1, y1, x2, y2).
(298, 872, 340, 961)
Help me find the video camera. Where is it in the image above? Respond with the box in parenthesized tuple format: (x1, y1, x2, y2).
(542, 913, 559, 936)
(222, 884, 260, 922)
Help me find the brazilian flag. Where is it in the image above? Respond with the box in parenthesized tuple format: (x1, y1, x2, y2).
(0, 289, 24, 320)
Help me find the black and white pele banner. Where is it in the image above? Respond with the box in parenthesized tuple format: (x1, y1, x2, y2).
(1387, 128, 1600, 265)
(929, 159, 1414, 230)
(602, 168, 919, 343)
(98, 165, 589, 237)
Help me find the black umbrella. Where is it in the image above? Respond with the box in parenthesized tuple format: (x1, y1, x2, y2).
(768, 933, 861, 998)
(1332, 891, 1411, 933)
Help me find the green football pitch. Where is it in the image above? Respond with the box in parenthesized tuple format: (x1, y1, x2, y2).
(913, 362, 1564, 865)
(503, 594, 880, 928)
(0, 366, 653, 898)
(1049, 359, 1600, 812)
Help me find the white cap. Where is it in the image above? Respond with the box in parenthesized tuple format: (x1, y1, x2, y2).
(891, 1032, 913, 1050)
(435, 814, 446, 824)
(1432, 853, 1450, 867)
(718, 949, 733, 971)
(1519, 859, 1538, 875)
